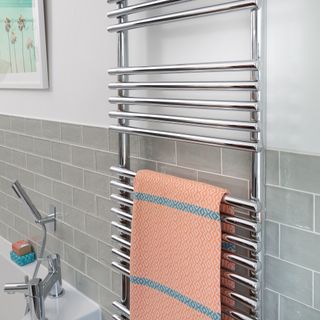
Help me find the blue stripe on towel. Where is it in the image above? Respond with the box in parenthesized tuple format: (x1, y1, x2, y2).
(130, 276, 221, 320)
(134, 192, 220, 221)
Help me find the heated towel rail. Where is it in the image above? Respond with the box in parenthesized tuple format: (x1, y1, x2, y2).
(107, 0, 265, 319)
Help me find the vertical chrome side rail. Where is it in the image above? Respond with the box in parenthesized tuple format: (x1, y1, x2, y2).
(117, 0, 130, 308)
(250, 1, 264, 319)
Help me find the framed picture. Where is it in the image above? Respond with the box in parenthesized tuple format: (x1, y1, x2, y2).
(0, 0, 48, 89)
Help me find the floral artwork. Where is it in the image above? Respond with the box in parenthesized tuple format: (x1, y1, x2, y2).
(0, 0, 48, 89)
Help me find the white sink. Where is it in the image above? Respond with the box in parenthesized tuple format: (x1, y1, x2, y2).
(0, 236, 101, 320)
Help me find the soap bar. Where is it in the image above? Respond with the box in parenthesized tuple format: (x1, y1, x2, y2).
(10, 251, 36, 266)
(12, 240, 32, 256)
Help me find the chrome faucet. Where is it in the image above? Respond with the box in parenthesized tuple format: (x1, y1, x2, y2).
(4, 254, 64, 320)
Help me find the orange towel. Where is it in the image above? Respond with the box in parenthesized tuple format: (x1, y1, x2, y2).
(131, 170, 228, 320)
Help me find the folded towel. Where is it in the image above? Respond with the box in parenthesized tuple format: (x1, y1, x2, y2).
(131, 170, 227, 320)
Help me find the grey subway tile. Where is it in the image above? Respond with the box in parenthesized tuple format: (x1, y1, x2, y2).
(73, 188, 95, 214)
(18, 135, 34, 153)
(177, 142, 220, 173)
(75, 271, 99, 301)
(97, 241, 112, 266)
(43, 159, 62, 180)
(0, 220, 8, 238)
(4, 163, 19, 180)
(72, 146, 95, 170)
(140, 136, 176, 163)
(222, 149, 251, 179)
(266, 186, 314, 231)
(25, 118, 42, 136)
(8, 227, 23, 243)
(280, 225, 320, 272)
(61, 164, 83, 188)
(265, 220, 279, 257)
(111, 271, 122, 296)
(109, 129, 139, 156)
(267, 150, 279, 185)
(34, 175, 52, 196)
(10, 117, 25, 133)
(74, 230, 98, 258)
(52, 181, 73, 205)
(52, 142, 71, 163)
(0, 131, 4, 145)
(14, 216, 28, 235)
(64, 244, 86, 273)
(130, 157, 157, 173)
(95, 151, 117, 175)
(61, 123, 82, 144)
(34, 138, 52, 158)
(19, 169, 35, 189)
(42, 120, 61, 140)
(157, 163, 197, 180)
(280, 152, 320, 194)
(85, 215, 110, 243)
(99, 286, 119, 312)
(86, 257, 111, 287)
(61, 261, 76, 286)
(26, 154, 43, 174)
(0, 208, 14, 227)
(264, 289, 279, 320)
(83, 126, 108, 150)
(0, 146, 12, 162)
(4, 132, 19, 148)
(265, 255, 312, 305)
(54, 222, 74, 246)
(280, 296, 320, 320)
(62, 205, 86, 231)
(198, 171, 249, 198)
(96, 196, 112, 221)
(0, 115, 11, 130)
(84, 171, 109, 197)
(11, 150, 27, 168)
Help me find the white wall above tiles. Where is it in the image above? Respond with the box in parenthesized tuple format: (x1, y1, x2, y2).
(0, 0, 319, 154)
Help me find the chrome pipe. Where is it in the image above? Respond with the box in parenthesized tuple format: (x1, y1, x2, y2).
(221, 215, 260, 232)
(112, 315, 126, 320)
(108, 0, 192, 18)
(111, 207, 133, 220)
(112, 235, 131, 248)
(222, 252, 260, 272)
(112, 221, 132, 234)
(109, 111, 259, 132)
(113, 301, 130, 317)
(107, 0, 258, 32)
(223, 306, 257, 320)
(109, 96, 258, 111)
(222, 234, 261, 252)
(112, 262, 130, 276)
(110, 126, 260, 152)
(108, 60, 258, 74)
(222, 289, 258, 310)
(110, 171, 260, 212)
(109, 81, 259, 91)
(112, 248, 130, 262)
(222, 270, 259, 291)
(111, 194, 133, 207)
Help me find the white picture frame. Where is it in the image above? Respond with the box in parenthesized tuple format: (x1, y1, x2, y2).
(0, 0, 48, 89)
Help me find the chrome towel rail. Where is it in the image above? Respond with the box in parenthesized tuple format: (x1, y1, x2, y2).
(108, 60, 259, 75)
(107, 0, 265, 319)
(107, 0, 258, 32)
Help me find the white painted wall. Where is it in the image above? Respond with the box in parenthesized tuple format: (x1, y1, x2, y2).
(0, 0, 319, 155)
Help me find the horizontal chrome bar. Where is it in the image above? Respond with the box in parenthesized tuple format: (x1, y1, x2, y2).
(111, 194, 133, 207)
(223, 306, 257, 320)
(111, 180, 134, 192)
(112, 221, 132, 234)
(110, 169, 260, 212)
(113, 301, 130, 317)
(222, 289, 258, 310)
(109, 111, 259, 132)
(112, 235, 131, 248)
(107, 0, 258, 32)
(109, 60, 258, 74)
(112, 248, 130, 262)
(112, 315, 124, 320)
(222, 215, 260, 232)
(222, 252, 260, 272)
(111, 207, 132, 220)
(108, 0, 192, 18)
(109, 96, 258, 111)
(109, 81, 259, 91)
(222, 234, 261, 252)
(112, 261, 130, 276)
(110, 126, 260, 152)
(222, 270, 259, 291)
